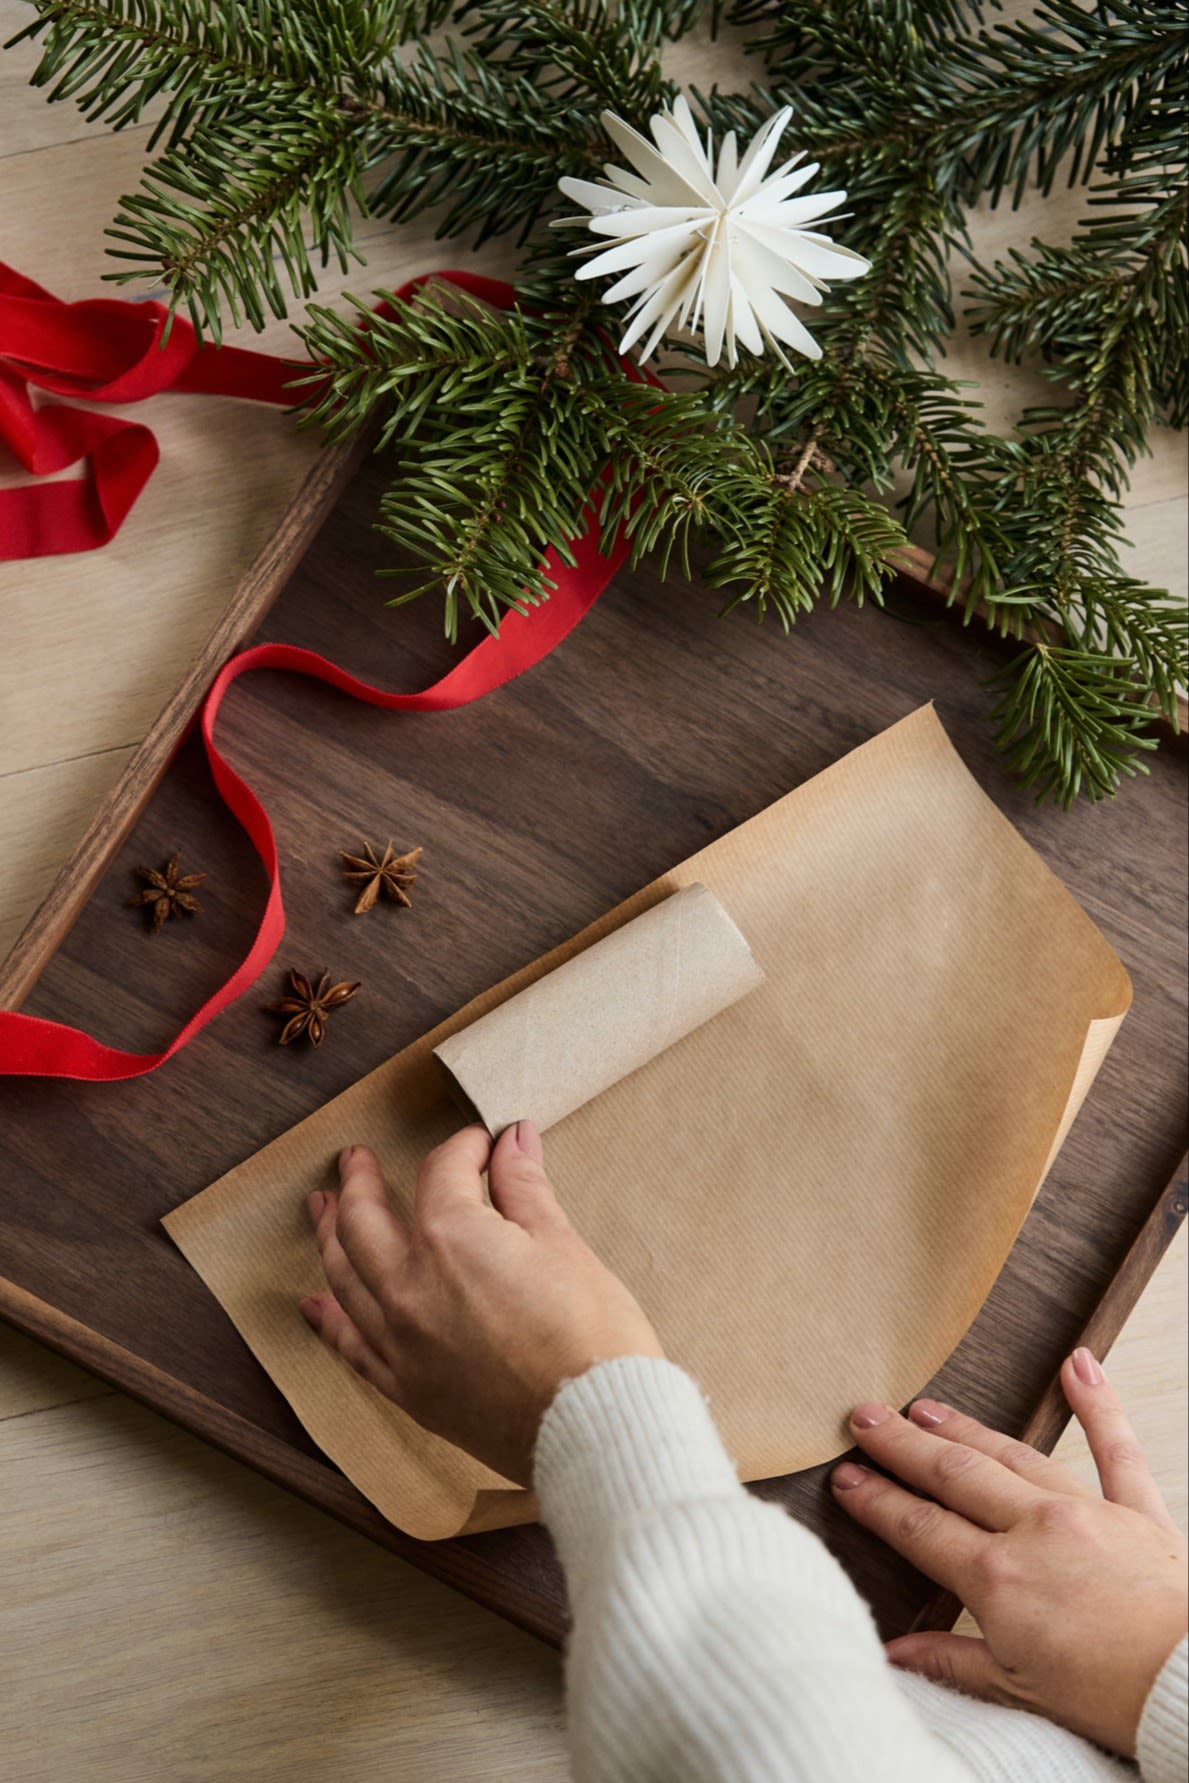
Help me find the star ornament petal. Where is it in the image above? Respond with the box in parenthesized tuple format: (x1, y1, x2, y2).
(558, 96, 870, 368)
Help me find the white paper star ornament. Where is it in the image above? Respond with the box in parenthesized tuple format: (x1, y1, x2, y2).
(559, 96, 870, 368)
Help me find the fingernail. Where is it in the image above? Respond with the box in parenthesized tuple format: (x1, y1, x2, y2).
(298, 1296, 322, 1330)
(1072, 1346, 1103, 1386)
(909, 1399, 951, 1428)
(516, 1119, 544, 1164)
(851, 1402, 892, 1429)
(307, 1190, 325, 1224)
(338, 1146, 356, 1173)
(832, 1463, 869, 1490)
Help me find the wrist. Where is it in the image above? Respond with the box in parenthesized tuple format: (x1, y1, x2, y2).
(533, 1356, 742, 1587)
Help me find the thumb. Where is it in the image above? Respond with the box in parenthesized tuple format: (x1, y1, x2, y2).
(886, 1633, 1009, 1703)
(488, 1120, 563, 1232)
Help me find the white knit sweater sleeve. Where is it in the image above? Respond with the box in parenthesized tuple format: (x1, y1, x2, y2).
(1136, 1639, 1188, 1783)
(534, 1357, 1145, 1783)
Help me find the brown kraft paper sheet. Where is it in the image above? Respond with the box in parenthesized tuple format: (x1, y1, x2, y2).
(165, 706, 1132, 1542)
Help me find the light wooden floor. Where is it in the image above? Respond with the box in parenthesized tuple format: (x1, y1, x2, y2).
(1, 9, 1185, 1778)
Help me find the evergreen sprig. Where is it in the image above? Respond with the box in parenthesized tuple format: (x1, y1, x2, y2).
(105, 99, 369, 336)
(8, 0, 427, 143)
(990, 643, 1162, 807)
(299, 283, 905, 638)
(457, 0, 676, 112)
(964, 127, 1189, 788)
(362, 44, 604, 242)
(930, 0, 1187, 204)
(8, 0, 1187, 805)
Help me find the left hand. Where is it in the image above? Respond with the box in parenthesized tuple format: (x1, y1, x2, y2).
(831, 1353, 1188, 1758)
(298, 1123, 662, 1486)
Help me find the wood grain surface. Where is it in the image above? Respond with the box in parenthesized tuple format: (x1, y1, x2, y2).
(1, 447, 1184, 1644)
(0, 1387, 570, 1783)
(0, 433, 370, 1011)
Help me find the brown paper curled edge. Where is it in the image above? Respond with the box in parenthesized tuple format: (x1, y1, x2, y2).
(433, 882, 765, 1136)
(164, 706, 1132, 1543)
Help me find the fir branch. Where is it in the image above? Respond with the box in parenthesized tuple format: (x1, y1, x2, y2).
(718, 0, 1184, 211)
(697, 12, 1185, 802)
(580, 379, 758, 580)
(13, 0, 605, 318)
(302, 287, 613, 637)
(8, 0, 430, 147)
(980, 438, 1187, 732)
(1073, 585, 1188, 719)
(298, 286, 539, 444)
(104, 100, 371, 338)
(690, 71, 1001, 608)
(379, 391, 597, 640)
(965, 152, 1188, 752)
(990, 643, 1161, 807)
(457, 0, 674, 114)
(889, 376, 1011, 619)
(363, 43, 605, 242)
(708, 473, 904, 628)
(722, 0, 983, 51)
(968, 184, 1188, 442)
(300, 280, 903, 638)
(932, 0, 1188, 205)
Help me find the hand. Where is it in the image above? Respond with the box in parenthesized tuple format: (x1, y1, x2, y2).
(298, 1122, 663, 1486)
(831, 1351, 1188, 1757)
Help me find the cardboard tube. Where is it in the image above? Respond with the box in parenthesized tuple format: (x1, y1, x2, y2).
(432, 883, 764, 1136)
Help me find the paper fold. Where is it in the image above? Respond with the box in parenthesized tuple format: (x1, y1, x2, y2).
(165, 707, 1131, 1542)
(433, 882, 764, 1136)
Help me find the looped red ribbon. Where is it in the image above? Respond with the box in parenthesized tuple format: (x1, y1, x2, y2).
(0, 261, 302, 557)
(0, 265, 631, 1079)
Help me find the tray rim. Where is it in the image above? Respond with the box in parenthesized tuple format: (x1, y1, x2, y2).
(2, 436, 1186, 1648)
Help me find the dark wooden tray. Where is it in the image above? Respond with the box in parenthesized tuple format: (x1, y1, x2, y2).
(1, 439, 1185, 1646)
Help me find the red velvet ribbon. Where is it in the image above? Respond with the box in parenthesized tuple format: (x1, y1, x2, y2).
(0, 265, 631, 1079)
(0, 262, 301, 557)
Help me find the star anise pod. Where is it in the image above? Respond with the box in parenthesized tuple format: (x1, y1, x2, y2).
(126, 852, 207, 935)
(340, 841, 423, 915)
(266, 969, 360, 1048)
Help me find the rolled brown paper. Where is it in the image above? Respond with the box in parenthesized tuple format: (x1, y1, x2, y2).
(432, 883, 764, 1136)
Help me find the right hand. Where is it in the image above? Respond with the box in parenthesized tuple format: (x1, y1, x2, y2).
(832, 1353, 1188, 1758)
(299, 1121, 663, 1487)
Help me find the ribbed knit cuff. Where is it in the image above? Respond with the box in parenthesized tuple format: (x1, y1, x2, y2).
(1137, 1635, 1188, 1783)
(533, 1357, 743, 1586)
